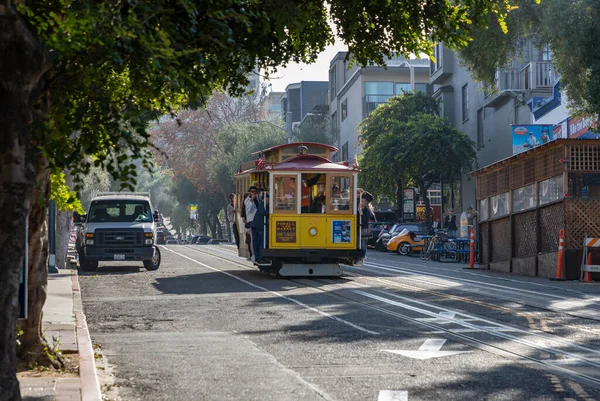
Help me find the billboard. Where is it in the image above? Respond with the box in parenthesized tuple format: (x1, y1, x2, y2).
(512, 124, 554, 155)
(568, 115, 597, 138)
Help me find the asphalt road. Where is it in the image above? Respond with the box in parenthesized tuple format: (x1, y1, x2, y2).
(79, 244, 600, 401)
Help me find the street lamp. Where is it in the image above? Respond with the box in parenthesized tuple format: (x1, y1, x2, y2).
(250, 120, 290, 144)
(399, 61, 415, 92)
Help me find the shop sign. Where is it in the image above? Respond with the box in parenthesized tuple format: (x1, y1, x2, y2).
(568, 115, 597, 138)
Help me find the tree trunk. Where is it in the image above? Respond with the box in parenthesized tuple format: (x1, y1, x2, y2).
(55, 172, 74, 270)
(396, 179, 403, 222)
(0, 2, 53, 399)
(17, 161, 63, 368)
(420, 183, 432, 229)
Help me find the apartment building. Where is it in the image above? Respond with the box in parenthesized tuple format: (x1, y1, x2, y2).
(430, 43, 558, 213)
(328, 52, 431, 162)
(280, 81, 329, 142)
(260, 91, 285, 121)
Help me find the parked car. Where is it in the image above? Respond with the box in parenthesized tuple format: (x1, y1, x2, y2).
(375, 222, 430, 252)
(156, 230, 167, 244)
(367, 221, 394, 248)
(386, 228, 426, 255)
(166, 238, 179, 245)
(207, 238, 229, 245)
(194, 235, 211, 245)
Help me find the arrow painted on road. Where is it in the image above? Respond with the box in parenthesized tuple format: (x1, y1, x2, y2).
(382, 339, 471, 360)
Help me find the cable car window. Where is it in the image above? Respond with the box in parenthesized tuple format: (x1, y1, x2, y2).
(273, 175, 297, 213)
(301, 173, 324, 213)
(329, 175, 352, 213)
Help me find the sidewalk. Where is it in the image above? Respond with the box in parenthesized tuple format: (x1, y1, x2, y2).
(18, 268, 101, 401)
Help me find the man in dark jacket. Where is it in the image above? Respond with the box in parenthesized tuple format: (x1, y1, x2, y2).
(251, 193, 269, 265)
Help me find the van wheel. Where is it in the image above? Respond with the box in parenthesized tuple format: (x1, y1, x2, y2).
(144, 248, 161, 271)
(79, 254, 98, 272)
(397, 242, 410, 256)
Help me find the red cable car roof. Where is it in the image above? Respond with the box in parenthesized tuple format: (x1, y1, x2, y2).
(271, 155, 357, 171)
(251, 142, 338, 155)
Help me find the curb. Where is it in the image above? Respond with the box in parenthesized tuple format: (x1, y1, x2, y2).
(71, 270, 102, 401)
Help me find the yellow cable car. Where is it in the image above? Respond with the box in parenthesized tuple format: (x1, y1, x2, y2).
(235, 142, 363, 276)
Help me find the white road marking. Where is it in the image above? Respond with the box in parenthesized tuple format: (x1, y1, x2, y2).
(354, 289, 600, 365)
(378, 390, 408, 401)
(383, 338, 471, 360)
(163, 247, 380, 335)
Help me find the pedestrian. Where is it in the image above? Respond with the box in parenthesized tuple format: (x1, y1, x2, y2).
(227, 193, 240, 249)
(467, 206, 478, 226)
(244, 187, 259, 261)
(357, 196, 375, 265)
(444, 208, 458, 238)
(251, 192, 269, 265)
(240, 192, 254, 260)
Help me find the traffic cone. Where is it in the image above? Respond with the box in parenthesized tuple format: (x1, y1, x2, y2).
(550, 229, 568, 281)
(582, 252, 593, 283)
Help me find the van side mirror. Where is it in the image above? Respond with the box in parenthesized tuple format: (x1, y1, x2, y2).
(73, 212, 86, 224)
(153, 211, 160, 222)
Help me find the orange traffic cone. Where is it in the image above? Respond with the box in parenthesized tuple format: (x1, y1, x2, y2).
(550, 229, 568, 281)
(582, 253, 593, 283)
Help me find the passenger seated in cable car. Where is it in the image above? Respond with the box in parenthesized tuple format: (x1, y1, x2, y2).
(301, 173, 322, 213)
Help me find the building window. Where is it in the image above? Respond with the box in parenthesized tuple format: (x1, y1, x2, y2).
(341, 99, 348, 121)
(428, 183, 442, 205)
(479, 198, 488, 221)
(364, 81, 394, 117)
(365, 81, 394, 96)
(477, 108, 484, 146)
(461, 84, 469, 122)
(490, 192, 510, 218)
(396, 82, 411, 93)
(341, 142, 348, 162)
(329, 67, 337, 101)
(433, 43, 442, 71)
(542, 45, 552, 62)
(513, 184, 537, 212)
(539, 175, 564, 205)
(415, 83, 427, 93)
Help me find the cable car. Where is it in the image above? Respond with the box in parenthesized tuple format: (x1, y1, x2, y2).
(235, 142, 363, 276)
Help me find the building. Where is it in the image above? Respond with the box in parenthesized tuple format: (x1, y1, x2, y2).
(328, 52, 431, 162)
(260, 91, 285, 121)
(280, 81, 329, 142)
(430, 43, 559, 215)
(472, 138, 600, 279)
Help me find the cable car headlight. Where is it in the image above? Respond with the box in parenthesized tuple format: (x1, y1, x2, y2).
(309, 227, 318, 237)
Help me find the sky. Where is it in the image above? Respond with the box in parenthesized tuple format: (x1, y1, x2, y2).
(263, 37, 348, 93)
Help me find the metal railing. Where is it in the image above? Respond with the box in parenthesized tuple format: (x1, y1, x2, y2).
(495, 62, 556, 92)
(363, 94, 394, 118)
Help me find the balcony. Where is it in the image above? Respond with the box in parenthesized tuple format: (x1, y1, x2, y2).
(495, 62, 556, 92)
(363, 94, 393, 118)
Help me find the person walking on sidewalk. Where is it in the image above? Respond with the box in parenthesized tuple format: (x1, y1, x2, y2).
(227, 193, 240, 249)
(444, 208, 458, 238)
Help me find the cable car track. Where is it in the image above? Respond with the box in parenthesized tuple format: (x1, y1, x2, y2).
(166, 244, 600, 390)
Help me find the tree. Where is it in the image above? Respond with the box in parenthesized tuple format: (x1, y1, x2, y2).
(359, 94, 478, 226)
(1, 0, 520, 398)
(458, 0, 600, 117)
(358, 92, 440, 216)
(293, 113, 337, 145)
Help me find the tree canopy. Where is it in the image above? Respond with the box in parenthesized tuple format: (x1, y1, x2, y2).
(359, 93, 478, 223)
(458, 0, 600, 117)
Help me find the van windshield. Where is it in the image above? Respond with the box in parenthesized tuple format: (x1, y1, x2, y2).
(88, 200, 152, 223)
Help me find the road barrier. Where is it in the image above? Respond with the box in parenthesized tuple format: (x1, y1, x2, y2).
(550, 229, 567, 281)
(580, 233, 600, 283)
